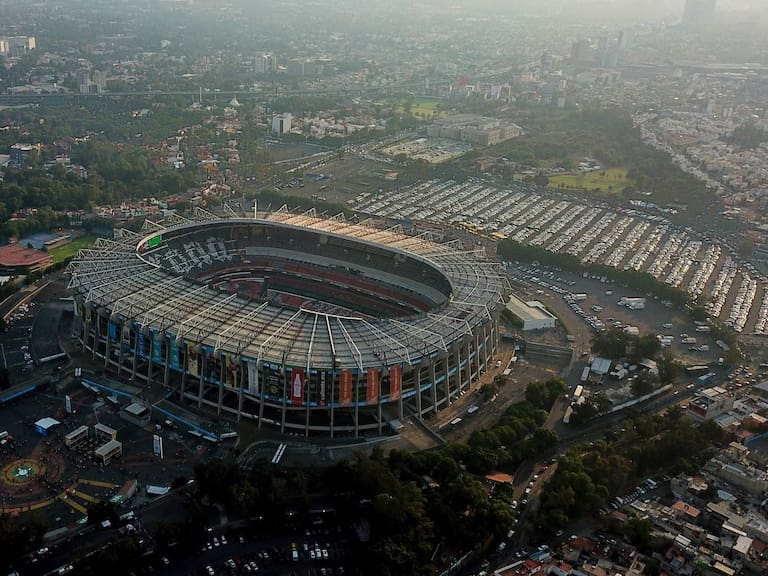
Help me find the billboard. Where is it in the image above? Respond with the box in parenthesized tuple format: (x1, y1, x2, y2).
(152, 332, 163, 364)
(187, 343, 199, 376)
(290, 368, 305, 406)
(366, 368, 379, 406)
(138, 332, 147, 359)
(152, 434, 164, 460)
(225, 354, 238, 388)
(65, 395, 72, 415)
(319, 370, 327, 406)
(389, 364, 402, 401)
(339, 369, 352, 407)
(169, 339, 181, 371)
(247, 361, 259, 395)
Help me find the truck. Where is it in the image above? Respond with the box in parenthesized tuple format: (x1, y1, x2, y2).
(580, 366, 591, 383)
(619, 297, 646, 310)
(570, 293, 587, 302)
(697, 372, 716, 386)
(681, 337, 697, 345)
(695, 325, 711, 333)
(610, 367, 628, 380)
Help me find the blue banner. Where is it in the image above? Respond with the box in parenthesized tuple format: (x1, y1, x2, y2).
(169, 339, 181, 371)
(152, 332, 163, 364)
(109, 322, 117, 339)
(138, 332, 147, 359)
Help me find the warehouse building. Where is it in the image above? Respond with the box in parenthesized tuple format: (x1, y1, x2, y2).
(505, 294, 557, 331)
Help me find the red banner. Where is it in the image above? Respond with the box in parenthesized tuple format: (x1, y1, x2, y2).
(367, 368, 379, 405)
(290, 368, 305, 406)
(389, 364, 402, 401)
(339, 369, 353, 407)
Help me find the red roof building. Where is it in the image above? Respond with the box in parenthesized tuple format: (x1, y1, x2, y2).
(0, 244, 53, 274)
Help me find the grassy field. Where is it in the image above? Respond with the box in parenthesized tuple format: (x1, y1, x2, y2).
(396, 99, 448, 119)
(549, 168, 633, 194)
(50, 235, 98, 264)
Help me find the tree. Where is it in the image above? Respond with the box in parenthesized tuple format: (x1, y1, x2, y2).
(657, 352, 678, 385)
(631, 372, 656, 397)
(0, 367, 10, 390)
(623, 517, 653, 549)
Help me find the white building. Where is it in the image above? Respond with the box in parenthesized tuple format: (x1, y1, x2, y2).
(271, 113, 292, 134)
(505, 294, 556, 331)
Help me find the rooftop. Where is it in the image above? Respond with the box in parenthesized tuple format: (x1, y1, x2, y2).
(0, 244, 51, 267)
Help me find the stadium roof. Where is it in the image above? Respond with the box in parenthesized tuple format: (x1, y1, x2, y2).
(67, 207, 507, 370)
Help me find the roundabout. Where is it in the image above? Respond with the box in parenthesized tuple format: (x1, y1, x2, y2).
(1, 458, 45, 486)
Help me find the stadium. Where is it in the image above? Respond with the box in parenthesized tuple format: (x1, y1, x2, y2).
(67, 208, 508, 437)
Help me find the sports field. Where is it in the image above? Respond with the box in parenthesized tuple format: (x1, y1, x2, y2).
(49, 235, 98, 264)
(549, 168, 633, 194)
(396, 99, 448, 119)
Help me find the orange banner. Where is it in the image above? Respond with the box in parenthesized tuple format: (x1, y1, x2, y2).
(367, 368, 379, 405)
(339, 369, 353, 407)
(389, 364, 402, 401)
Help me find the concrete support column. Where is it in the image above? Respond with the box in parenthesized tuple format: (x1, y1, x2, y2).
(354, 369, 361, 438)
(443, 354, 450, 407)
(430, 360, 438, 414)
(131, 328, 139, 382)
(103, 317, 111, 368)
(180, 344, 187, 400)
(198, 350, 206, 409)
(236, 360, 245, 423)
(257, 361, 265, 429)
(415, 365, 422, 418)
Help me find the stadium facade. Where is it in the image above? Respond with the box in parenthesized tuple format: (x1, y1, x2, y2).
(67, 208, 507, 437)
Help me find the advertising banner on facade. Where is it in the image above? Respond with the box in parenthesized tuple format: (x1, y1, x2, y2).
(290, 368, 305, 406)
(152, 332, 163, 364)
(169, 339, 181, 371)
(389, 364, 402, 401)
(366, 368, 379, 406)
(339, 369, 352, 407)
(152, 434, 163, 460)
(225, 354, 238, 387)
(319, 370, 327, 406)
(187, 343, 199, 376)
(247, 361, 259, 394)
(138, 332, 147, 359)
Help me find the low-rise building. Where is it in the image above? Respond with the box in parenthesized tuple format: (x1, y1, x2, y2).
(505, 294, 557, 331)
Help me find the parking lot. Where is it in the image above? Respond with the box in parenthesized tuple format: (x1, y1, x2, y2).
(352, 179, 768, 335)
(505, 263, 723, 366)
(160, 526, 355, 576)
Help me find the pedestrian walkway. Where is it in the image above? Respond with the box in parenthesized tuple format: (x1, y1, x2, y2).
(59, 494, 87, 515)
(78, 479, 118, 489)
(73, 490, 99, 503)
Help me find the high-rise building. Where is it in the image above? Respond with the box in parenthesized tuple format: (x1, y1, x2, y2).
(683, 0, 716, 27)
(77, 68, 106, 94)
(286, 59, 306, 77)
(256, 53, 278, 74)
(617, 30, 628, 49)
(0, 36, 35, 56)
